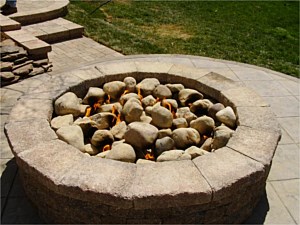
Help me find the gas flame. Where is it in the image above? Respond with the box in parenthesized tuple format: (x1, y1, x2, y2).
(111, 105, 122, 125)
(93, 100, 101, 111)
(162, 100, 176, 118)
(121, 89, 129, 96)
(106, 95, 111, 104)
(85, 107, 92, 117)
(145, 149, 155, 161)
(102, 144, 111, 152)
(137, 85, 143, 101)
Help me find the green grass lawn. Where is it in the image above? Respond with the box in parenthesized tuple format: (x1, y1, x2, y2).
(66, 0, 299, 78)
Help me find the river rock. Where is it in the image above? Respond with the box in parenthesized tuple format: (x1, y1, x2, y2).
(56, 125, 85, 152)
(123, 76, 136, 92)
(190, 115, 215, 135)
(162, 99, 178, 110)
(110, 121, 127, 140)
(166, 83, 184, 93)
(216, 106, 237, 128)
(185, 146, 209, 159)
(50, 114, 74, 130)
(124, 122, 158, 150)
(211, 125, 234, 150)
(139, 112, 152, 123)
(84, 143, 99, 155)
(154, 136, 175, 156)
(74, 117, 98, 134)
(91, 130, 114, 147)
(89, 112, 115, 129)
(190, 99, 214, 115)
(141, 95, 156, 108)
(82, 87, 106, 105)
(157, 128, 172, 139)
(99, 102, 122, 113)
(156, 150, 191, 162)
(103, 81, 126, 100)
(137, 78, 160, 96)
(120, 93, 139, 105)
(172, 128, 201, 149)
(54, 92, 82, 117)
(96, 150, 110, 158)
(153, 84, 172, 99)
(178, 88, 203, 106)
(172, 118, 188, 128)
(122, 99, 143, 123)
(106, 143, 136, 163)
(136, 159, 155, 164)
(200, 137, 213, 151)
(208, 103, 225, 120)
(176, 107, 197, 124)
(151, 104, 173, 129)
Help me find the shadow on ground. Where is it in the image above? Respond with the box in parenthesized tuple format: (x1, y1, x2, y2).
(1, 158, 269, 224)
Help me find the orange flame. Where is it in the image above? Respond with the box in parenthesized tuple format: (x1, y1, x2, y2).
(121, 89, 129, 96)
(145, 150, 155, 160)
(162, 100, 176, 118)
(85, 107, 92, 117)
(137, 85, 143, 101)
(102, 144, 111, 152)
(93, 100, 101, 111)
(111, 105, 122, 125)
(106, 95, 111, 104)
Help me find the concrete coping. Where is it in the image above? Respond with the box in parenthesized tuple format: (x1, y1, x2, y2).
(5, 56, 281, 210)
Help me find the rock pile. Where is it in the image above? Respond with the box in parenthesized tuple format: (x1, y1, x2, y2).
(0, 38, 52, 86)
(51, 77, 237, 163)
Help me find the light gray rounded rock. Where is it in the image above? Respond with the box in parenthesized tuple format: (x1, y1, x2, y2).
(99, 102, 122, 113)
(153, 84, 172, 99)
(162, 99, 178, 110)
(82, 87, 106, 105)
(56, 125, 85, 152)
(74, 117, 98, 134)
(106, 143, 136, 163)
(141, 95, 156, 108)
(185, 146, 209, 159)
(122, 99, 143, 123)
(156, 150, 191, 162)
(172, 117, 188, 129)
(124, 122, 158, 150)
(176, 107, 197, 124)
(211, 125, 234, 150)
(54, 92, 82, 117)
(216, 106, 237, 128)
(151, 105, 173, 129)
(137, 78, 160, 96)
(51, 114, 74, 130)
(95, 150, 110, 158)
(110, 121, 127, 140)
(190, 115, 215, 135)
(200, 137, 213, 151)
(154, 136, 175, 156)
(157, 128, 172, 139)
(89, 112, 115, 129)
(139, 112, 152, 124)
(136, 159, 155, 164)
(120, 93, 140, 105)
(166, 83, 184, 93)
(178, 88, 203, 106)
(208, 103, 225, 120)
(123, 76, 136, 93)
(190, 99, 214, 115)
(84, 143, 100, 155)
(172, 128, 201, 149)
(103, 81, 126, 100)
(91, 129, 114, 147)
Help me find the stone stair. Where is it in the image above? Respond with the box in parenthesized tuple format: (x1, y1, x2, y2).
(0, 14, 21, 31)
(22, 18, 84, 43)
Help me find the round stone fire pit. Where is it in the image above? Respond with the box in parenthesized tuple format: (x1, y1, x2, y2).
(5, 55, 281, 224)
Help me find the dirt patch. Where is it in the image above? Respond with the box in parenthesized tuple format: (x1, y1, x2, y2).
(156, 24, 193, 40)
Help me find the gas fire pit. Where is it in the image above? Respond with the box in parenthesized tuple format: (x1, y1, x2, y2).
(5, 56, 281, 224)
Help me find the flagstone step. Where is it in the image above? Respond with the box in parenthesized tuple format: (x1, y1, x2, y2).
(4, 29, 51, 58)
(0, 14, 21, 32)
(22, 18, 84, 43)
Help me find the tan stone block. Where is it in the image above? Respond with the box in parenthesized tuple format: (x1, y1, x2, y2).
(227, 126, 280, 166)
(193, 147, 265, 201)
(5, 119, 57, 155)
(130, 160, 212, 209)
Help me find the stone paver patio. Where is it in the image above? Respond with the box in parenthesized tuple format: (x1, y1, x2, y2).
(1, 0, 299, 224)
